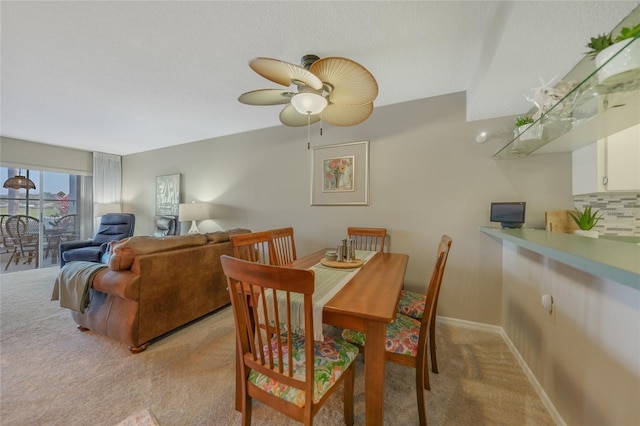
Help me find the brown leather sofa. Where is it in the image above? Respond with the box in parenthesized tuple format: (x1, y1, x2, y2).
(70, 229, 249, 353)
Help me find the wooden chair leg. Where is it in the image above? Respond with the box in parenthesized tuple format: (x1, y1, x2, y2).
(241, 391, 251, 426)
(4, 249, 18, 270)
(416, 362, 428, 426)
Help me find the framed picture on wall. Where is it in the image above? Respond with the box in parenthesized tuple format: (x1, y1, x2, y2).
(156, 173, 181, 216)
(311, 141, 369, 206)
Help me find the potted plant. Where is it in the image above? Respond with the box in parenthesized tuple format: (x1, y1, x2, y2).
(514, 116, 541, 142)
(588, 23, 640, 84)
(568, 206, 603, 238)
(515, 116, 534, 128)
(585, 33, 614, 57)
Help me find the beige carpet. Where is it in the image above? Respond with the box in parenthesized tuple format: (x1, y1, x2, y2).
(0, 268, 554, 425)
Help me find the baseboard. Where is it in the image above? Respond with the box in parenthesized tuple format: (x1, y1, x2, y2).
(438, 315, 503, 333)
(438, 316, 566, 426)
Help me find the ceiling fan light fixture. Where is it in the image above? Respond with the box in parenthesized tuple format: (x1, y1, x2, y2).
(290, 93, 327, 115)
(241, 55, 377, 127)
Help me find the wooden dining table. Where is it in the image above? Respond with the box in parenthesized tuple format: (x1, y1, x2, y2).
(233, 248, 409, 425)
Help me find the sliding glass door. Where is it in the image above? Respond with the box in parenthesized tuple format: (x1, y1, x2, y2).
(1, 166, 92, 273)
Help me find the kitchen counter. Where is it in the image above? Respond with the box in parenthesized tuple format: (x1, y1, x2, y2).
(480, 227, 640, 290)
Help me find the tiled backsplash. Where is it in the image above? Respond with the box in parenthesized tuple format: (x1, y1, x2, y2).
(573, 193, 640, 236)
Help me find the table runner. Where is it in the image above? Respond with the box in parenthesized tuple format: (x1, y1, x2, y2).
(309, 250, 377, 339)
(258, 250, 377, 341)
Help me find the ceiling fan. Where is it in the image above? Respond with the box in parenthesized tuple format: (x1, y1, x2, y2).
(238, 54, 378, 127)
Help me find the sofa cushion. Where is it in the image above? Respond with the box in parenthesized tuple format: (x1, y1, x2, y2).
(205, 231, 230, 244)
(109, 234, 207, 271)
(228, 228, 252, 235)
(205, 228, 251, 244)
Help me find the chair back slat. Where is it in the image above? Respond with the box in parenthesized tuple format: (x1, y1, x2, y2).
(270, 227, 297, 265)
(230, 231, 276, 265)
(347, 227, 387, 253)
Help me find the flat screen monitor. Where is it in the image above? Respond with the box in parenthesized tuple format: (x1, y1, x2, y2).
(490, 202, 526, 228)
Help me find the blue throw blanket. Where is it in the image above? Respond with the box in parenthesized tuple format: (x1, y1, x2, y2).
(51, 261, 107, 313)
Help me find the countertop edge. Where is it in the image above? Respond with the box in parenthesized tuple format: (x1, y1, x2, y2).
(480, 227, 640, 290)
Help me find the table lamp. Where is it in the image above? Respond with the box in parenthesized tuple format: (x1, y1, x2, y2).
(178, 202, 210, 234)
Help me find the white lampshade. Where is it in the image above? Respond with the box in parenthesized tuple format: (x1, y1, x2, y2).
(94, 203, 121, 217)
(290, 93, 328, 115)
(178, 202, 210, 234)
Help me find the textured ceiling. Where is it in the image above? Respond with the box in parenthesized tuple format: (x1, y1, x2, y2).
(1, 1, 637, 155)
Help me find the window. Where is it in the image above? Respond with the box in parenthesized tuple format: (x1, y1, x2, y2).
(1, 166, 92, 272)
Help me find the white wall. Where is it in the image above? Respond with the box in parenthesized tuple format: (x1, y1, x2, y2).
(122, 92, 574, 325)
(501, 242, 640, 425)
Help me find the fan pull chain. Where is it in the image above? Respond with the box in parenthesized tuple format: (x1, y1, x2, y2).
(307, 113, 311, 150)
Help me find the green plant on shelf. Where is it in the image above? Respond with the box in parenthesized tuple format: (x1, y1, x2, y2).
(515, 116, 534, 128)
(615, 23, 640, 43)
(585, 23, 640, 57)
(586, 33, 614, 57)
(568, 206, 603, 230)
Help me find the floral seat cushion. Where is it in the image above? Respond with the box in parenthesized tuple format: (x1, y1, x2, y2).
(397, 289, 426, 319)
(248, 334, 358, 408)
(341, 313, 421, 357)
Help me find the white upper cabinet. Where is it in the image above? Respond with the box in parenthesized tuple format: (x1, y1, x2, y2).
(572, 124, 640, 195)
(607, 124, 640, 191)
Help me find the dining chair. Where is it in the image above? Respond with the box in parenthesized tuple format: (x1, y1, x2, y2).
(45, 214, 80, 261)
(220, 255, 358, 426)
(230, 231, 276, 265)
(229, 230, 279, 410)
(52, 214, 78, 234)
(341, 245, 450, 426)
(270, 227, 297, 266)
(0, 214, 13, 256)
(397, 235, 453, 378)
(4, 215, 40, 270)
(347, 227, 386, 253)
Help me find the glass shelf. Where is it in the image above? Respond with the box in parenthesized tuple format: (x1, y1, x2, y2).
(494, 35, 640, 159)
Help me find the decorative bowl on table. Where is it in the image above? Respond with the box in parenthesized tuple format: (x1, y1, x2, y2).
(325, 251, 338, 262)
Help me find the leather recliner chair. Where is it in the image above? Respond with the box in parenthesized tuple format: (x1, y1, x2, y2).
(59, 213, 135, 267)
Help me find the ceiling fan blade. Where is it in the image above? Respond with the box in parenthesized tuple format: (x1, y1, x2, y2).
(250, 57, 323, 90)
(238, 89, 293, 106)
(321, 103, 374, 126)
(310, 57, 378, 106)
(279, 105, 322, 127)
